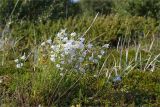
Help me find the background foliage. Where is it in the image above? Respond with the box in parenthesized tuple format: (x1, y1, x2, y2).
(1, 0, 160, 23)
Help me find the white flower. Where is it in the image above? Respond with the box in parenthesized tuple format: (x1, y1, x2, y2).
(51, 45, 57, 51)
(93, 75, 97, 77)
(89, 56, 94, 61)
(14, 59, 19, 63)
(93, 59, 98, 63)
(60, 73, 64, 76)
(75, 65, 79, 69)
(50, 57, 56, 62)
(16, 63, 21, 68)
(21, 54, 26, 60)
(82, 51, 87, 56)
(70, 50, 76, 57)
(41, 42, 46, 46)
(64, 50, 69, 55)
(56, 64, 60, 68)
(64, 40, 73, 49)
(100, 50, 105, 55)
(61, 61, 65, 64)
(61, 29, 66, 34)
(62, 37, 68, 42)
(46, 39, 52, 44)
(57, 32, 62, 38)
(77, 42, 84, 49)
(98, 55, 102, 59)
(79, 57, 84, 62)
(20, 63, 23, 67)
(38, 104, 41, 107)
(87, 43, 93, 49)
(79, 37, 85, 42)
(113, 76, 122, 82)
(102, 44, 109, 48)
(71, 32, 76, 37)
(51, 54, 55, 58)
(61, 53, 65, 57)
(60, 68, 64, 71)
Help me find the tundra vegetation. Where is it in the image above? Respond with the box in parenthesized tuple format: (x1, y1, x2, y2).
(0, 0, 160, 106)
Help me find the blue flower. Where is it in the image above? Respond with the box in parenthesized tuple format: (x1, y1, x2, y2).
(113, 76, 122, 82)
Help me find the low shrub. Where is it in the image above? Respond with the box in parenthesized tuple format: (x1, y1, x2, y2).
(114, 0, 160, 20)
(10, 15, 159, 47)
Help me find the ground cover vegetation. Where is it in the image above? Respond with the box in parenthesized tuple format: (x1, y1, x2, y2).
(0, 0, 160, 106)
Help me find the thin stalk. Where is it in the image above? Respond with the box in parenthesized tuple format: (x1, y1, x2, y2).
(149, 35, 155, 52)
(82, 13, 99, 37)
(135, 44, 141, 62)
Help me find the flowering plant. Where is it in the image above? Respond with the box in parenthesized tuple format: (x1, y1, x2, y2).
(15, 29, 109, 74)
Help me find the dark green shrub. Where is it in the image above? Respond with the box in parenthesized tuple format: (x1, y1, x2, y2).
(0, 0, 81, 23)
(11, 15, 159, 47)
(114, 0, 160, 19)
(80, 0, 113, 15)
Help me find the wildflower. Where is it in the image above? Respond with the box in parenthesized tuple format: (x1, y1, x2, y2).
(51, 51, 54, 54)
(61, 29, 66, 34)
(46, 39, 52, 44)
(93, 59, 98, 63)
(79, 37, 85, 42)
(21, 54, 26, 60)
(38, 104, 41, 107)
(51, 45, 57, 51)
(56, 64, 60, 68)
(50, 57, 56, 62)
(77, 42, 84, 49)
(102, 44, 109, 48)
(61, 53, 65, 57)
(150, 63, 155, 72)
(64, 50, 69, 55)
(93, 75, 97, 77)
(41, 42, 46, 46)
(100, 50, 105, 55)
(98, 55, 102, 59)
(20, 63, 23, 66)
(14, 59, 19, 63)
(71, 32, 76, 37)
(82, 51, 87, 56)
(113, 76, 122, 82)
(89, 56, 94, 62)
(64, 40, 74, 49)
(57, 32, 62, 38)
(71, 40, 76, 45)
(60, 68, 64, 71)
(16, 63, 22, 68)
(79, 57, 84, 62)
(44, 29, 107, 73)
(105, 69, 109, 77)
(87, 43, 93, 49)
(16, 64, 21, 68)
(61, 61, 65, 64)
(62, 37, 68, 42)
(60, 73, 64, 76)
(51, 54, 55, 58)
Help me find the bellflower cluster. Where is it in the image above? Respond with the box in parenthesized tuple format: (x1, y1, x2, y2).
(40, 29, 109, 73)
